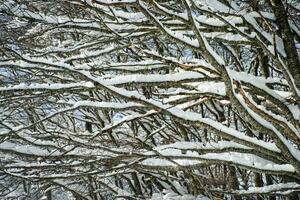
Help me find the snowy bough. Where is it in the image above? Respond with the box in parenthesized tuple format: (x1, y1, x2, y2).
(0, 0, 300, 199)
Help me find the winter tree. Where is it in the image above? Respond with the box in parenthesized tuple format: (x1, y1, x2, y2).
(0, 0, 300, 199)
